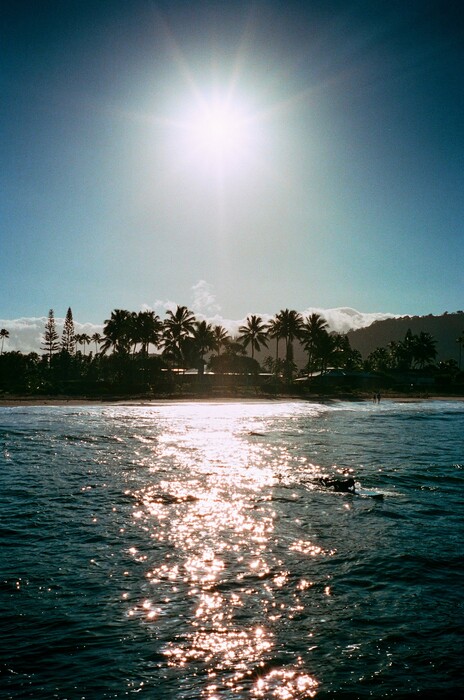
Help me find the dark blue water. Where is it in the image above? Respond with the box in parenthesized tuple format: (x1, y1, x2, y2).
(1, 400, 463, 699)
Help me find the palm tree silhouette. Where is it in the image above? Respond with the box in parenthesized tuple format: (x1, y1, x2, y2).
(238, 315, 268, 360)
(192, 320, 216, 377)
(366, 346, 390, 372)
(193, 320, 216, 358)
(0, 328, 9, 354)
(101, 309, 134, 355)
(91, 332, 103, 355)
(277, 309, 303, 380)
(301, 313, 328, 375)
(315, 331, 337, 373)
(162, 305, 196, 370)
(388, 329, 437, 371)
(412, 332, 437, 369)
(267, 313, 284, 368)
(132, 311, 162, 356)
(212, 325, 230, 356)
(77, 333, 91, 356)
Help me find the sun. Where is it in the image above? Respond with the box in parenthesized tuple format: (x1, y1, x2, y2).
(189, 99, 249, 157)
(176, 94, 255, 171)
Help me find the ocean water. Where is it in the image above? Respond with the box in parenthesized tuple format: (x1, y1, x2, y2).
(0, 399, 463, 699)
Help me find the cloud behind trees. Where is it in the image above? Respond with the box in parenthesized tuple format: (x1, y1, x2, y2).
(1, 307, 399, 355)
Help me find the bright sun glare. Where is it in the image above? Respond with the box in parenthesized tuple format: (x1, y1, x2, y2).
(190, 100, 248, 154)
(178, 95, 254, 171)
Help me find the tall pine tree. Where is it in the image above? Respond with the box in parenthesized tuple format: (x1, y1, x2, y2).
(61, 307, 76, 354)
(42, 309, 60, 361)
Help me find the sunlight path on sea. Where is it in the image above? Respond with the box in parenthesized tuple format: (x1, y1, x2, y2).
(121, 402, 324, 698)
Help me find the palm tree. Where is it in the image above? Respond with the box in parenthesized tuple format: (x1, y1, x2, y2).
(366, 346, 390, 372)
(301, 313, 328, 375)
(267, 313, 284, 368)
(193, 320, 216, 358)
(91, 332, 103, 355)
(329, 332, 361, 370)
(77, 333, 91, 356)
(0, 328, 9, 354)
(238, 315, 268, 360)
(279, 309, 303, 358)
(277, 309, 303, 380)
(389, 330, 436, 371)
(192, 321, 216, 376)
(212, 325, 230, 356)
(162, 305, 196, 369)
(315, 331, 337, 373)
(411, 332, 437, 369)
(101, 309, 134, 355)
(132, 311, 162, 356)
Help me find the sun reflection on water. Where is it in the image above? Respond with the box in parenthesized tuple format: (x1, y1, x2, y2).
(122, 402, 323, 696)
(251, 665, 319, 699)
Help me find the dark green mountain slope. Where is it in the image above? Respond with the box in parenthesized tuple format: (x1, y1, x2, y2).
(347, 312, 464, 364)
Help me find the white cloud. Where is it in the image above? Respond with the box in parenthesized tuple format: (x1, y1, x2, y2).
(191, 280, 221, 315)
(142, 299, 178, 316)
(0, 317, 103, 355)
(144, 281, 222, 321)
(299, 307, 400, 333)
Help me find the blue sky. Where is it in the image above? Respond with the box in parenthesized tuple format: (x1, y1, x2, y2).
(1, 0, 463, 328)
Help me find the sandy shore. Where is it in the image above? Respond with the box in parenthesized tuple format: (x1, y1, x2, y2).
(1, 394, 463, 407)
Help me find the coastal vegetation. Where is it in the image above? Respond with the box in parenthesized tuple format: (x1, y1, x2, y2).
(0, 307, 463, 398)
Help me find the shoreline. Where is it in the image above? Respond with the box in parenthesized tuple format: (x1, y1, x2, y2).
(1, 392, 463, 407)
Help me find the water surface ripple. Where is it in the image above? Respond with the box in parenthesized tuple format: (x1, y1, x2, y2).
(0, 400, 463, 698)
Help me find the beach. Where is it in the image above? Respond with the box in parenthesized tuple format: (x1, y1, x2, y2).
(1, 392, 462, 407)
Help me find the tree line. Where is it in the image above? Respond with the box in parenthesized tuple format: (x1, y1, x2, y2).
(1, 307, 463, 396)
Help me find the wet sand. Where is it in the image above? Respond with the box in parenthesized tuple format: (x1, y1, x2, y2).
(1, 393, 463, 407)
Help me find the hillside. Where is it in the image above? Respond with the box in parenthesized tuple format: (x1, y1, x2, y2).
(347, 312, 464, 364)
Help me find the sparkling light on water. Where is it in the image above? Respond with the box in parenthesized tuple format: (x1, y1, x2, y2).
(122, 402, 324, 696)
